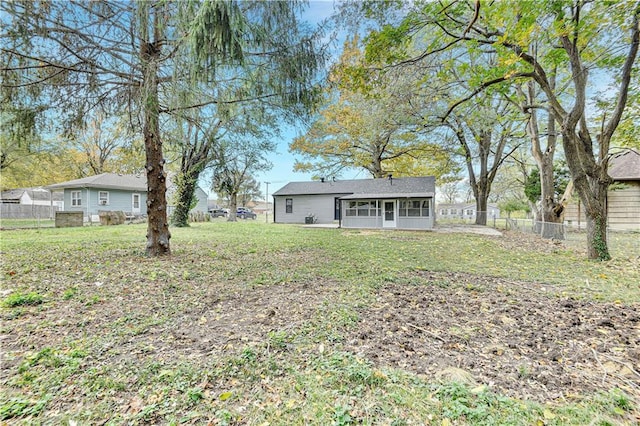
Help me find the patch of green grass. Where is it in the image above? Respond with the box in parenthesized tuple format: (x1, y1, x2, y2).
(62, 286, 78, 300)
(0, 222, 638, 424)
(0, 395, 49, 420)
(2, 291, 44, 307)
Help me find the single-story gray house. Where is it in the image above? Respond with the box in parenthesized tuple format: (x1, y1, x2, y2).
(46, 172, 208, 222)
(272, 176, 436, 230)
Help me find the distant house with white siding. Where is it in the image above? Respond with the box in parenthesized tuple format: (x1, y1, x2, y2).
(437, 202, 500, 221)
(0, 187, 63, 208)
(0, 187, 64, 219)
(272, 176, 435, 230)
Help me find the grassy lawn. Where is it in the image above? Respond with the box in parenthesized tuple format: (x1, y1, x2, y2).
(0, 218, 55, 229)
(1, 222, 639, 425)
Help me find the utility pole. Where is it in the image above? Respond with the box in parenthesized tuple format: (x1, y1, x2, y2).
(265, 181, 270, 223)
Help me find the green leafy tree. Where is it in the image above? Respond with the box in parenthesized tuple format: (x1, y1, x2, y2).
(443, 97, 524, 225)
(1, 1, 323, 255)
(358, 0, 639, 259)
(524, 166, 571, 206)
(499, 199, 531, 219)
(238, 176, 262, 208)
(212, 137, 274, 222)
(291, 37, 453, 180)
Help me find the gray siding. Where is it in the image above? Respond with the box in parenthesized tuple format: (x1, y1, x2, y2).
(342, 198, 434, 230)
(397, 217, 434, 230)
(275, 194, 347, 224)
(193, 187, 209, 213)
(342, 216, 382, 228)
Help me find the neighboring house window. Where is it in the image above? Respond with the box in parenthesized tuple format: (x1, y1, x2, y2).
(466, 209, 474, 216)
(133, 194, 140, 209)
(71, 191, 82, 206)
(440, 209, 446, 216)
(400, 199, 430, 217)
(285, 198, 293, 214)
(98, 191, 109, 205)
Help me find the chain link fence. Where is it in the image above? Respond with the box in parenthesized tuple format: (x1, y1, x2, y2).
(437, 212, 639, 258)
(0, 205, 57, 229)
(502, 217, 639, 258)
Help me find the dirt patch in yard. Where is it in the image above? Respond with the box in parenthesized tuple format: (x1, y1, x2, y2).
(2, 230, 639, 419)
(344, 270, 640, 403)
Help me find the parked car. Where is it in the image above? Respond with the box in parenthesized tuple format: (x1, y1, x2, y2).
(236, 207, 257, 219)
(209, 208, 227, 218)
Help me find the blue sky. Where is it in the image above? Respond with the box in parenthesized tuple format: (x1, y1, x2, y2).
(253, 0, 364, 196)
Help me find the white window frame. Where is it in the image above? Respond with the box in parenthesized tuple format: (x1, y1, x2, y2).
(285, 198, 293, 214)
(346, 200, 379, 217)
(98, 191, 109, 205)
(399, 199, 431, 217)
(71, 190, 82, 206)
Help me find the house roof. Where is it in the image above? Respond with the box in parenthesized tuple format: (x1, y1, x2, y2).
(609, 149, 640, 181)
(272, 176, 436, 197)
(341, 192, 434, 200)
(0, 189, 25, 202)
(0, 188, 63, 202)
(46, 173, 147, 191)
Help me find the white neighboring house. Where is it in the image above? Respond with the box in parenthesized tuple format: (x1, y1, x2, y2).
(437, 202, 501, 221)
(0, 187, 64, 219)
(0, 187, 64, 208)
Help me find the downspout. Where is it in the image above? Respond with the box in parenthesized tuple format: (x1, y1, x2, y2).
(85, 186, 90, 223)
(272, 196, 276, 223)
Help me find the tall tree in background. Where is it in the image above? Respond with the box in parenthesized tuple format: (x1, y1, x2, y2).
(442, 97, 523, 225)
(291, 37, 453, 180)
(67, 114, 133, 176)
(238, 176, 262, 208)
(515, 79, 565, 238)
(167, 1, 325, 228)
(359, 0, 639, 259)
(168, 116, 222, 228)
(2, 0, 324, 255)
(212, 137, 274, 222)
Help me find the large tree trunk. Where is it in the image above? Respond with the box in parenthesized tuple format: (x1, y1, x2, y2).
(565, 137, 611, 260)
(227, 192, 238, 221)
(170, 171, 198, 227)
(521, 79, 564, 239)
(141, 37, 171, 256)
(537, 154, 565, 239)
(475, 190, 488, 225)
(562, 127, 612, 259)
